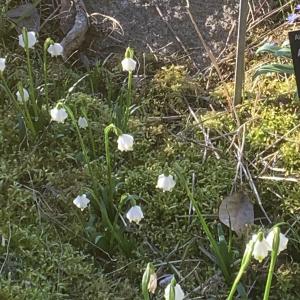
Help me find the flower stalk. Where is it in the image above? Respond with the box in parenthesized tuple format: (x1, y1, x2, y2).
(227, 240, 254, 300)
(174, 163, 231, 283)
(263, 227, 280, 300)
(22, 28, 38, 118)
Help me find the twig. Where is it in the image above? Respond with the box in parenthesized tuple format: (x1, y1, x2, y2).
(185, 101, 220, 160)
(257, 176, 299, 183)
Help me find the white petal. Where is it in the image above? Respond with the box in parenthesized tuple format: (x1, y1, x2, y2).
(73, 194, 90, 211)
(252, 239, 270, 262)
(156, 174, 176, 192)
(126, 205, 144, 224)
(78, 116, 88, 129)
(121, 58, 137, 72)
(266, 231, 288, 253)
(19, 31, 37, 49)
(164, 283, 185, 300)
(0, 57, 6, 72)
(48, 43, 64, 57)
(50, 107, 68, 123)
(117, 134, 134, 152)
(16, 88, 29, 102)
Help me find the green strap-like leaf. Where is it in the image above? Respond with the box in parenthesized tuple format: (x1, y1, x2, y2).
(253, 63, 294, 79)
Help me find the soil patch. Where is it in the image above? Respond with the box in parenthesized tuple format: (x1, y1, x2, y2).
(84, 0, 239, 69)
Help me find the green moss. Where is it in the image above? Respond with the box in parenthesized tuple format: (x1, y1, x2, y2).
(280, 132, 300, 170)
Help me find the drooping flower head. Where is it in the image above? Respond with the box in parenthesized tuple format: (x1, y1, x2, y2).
(156, 174, 176, 192)
(251, 233, 271, 262)
(164, 282, 185, 300)
(16, 88, 29, 102)
(122, 47, 136, 72)
(126, 205, 144, 224)
(47, 43, 64, 57)
(117, 134, 134, 151)
(295, 4, 300, 12)
(73, 194, 90, 211)
(0, 57, 6, 73)
(121, 58, 137, 72)
(266, 230, 288, 253)
(78, 116, 88, 129)
(50, 106, 68, 123)
(19, 31, 37, 49)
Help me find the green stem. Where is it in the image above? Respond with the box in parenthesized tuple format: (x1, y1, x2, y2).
(64, 105, 97, 192)
(25, 42, 38, 119)
(124, 71, 133, 130)
(104, 124, 116, 204)
(43, 41, 50, 110)
(263, 227, 280, 300)
(227, 240, 254, 300)
(82, 109, 97, 159)
(174, 164, 231, 283)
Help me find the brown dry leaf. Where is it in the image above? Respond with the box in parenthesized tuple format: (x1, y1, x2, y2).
(218, 191, 254, 236)
(6, 3, 40, 33)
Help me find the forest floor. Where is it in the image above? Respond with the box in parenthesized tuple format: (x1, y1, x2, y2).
(0, 1, 299, 300)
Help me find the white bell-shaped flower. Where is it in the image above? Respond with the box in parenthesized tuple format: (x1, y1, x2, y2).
(16, 88, 29, 102)
(117, 134, 134, 152)
(156, 174, 176, 192)
(19, 31, 37, 49)
(252, 234, 271, 262)
(73, 194, 90, 211)
(266, 230, 288, 253)
(126, 205, 144, 224)
(47, 43, 64, 57)
(164, 283, 185, 300)
(0, 57, 6, 72)
(50, 107, 68, 123)
(121, 57, 137, 72)
(78, 116, 88, 129)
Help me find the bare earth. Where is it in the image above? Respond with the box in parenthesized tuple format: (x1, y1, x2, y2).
(84, 0, 239, 69)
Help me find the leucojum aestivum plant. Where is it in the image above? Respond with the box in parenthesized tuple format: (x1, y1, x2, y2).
(0, 28, 64, 138)
(227, 226, 289, 299)
(49, 48, 142, 255)
(141, 165, 289, 299)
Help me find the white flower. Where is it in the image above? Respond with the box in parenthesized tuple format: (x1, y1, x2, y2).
(47, 43, 64, 57)
(19, 31, 37, 49)
(252, 234, 271, 262)
(50, 107, 68, 123)
(164, 283, 185, 300)
(126, 205, 144, 224)
(117, 134, 134, 152)
(78, 116, 88, 129)
(73, 194, 90, 211)
(156, 174, 176, 192)
(266, 230, 288, 253)
(121, 57, 137, 72)
(16, 88, 29, 102)
(0, 57, 6, 72)
(148, 273, 157, 294)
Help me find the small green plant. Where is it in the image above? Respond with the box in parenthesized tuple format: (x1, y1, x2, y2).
(254, 42, 294, 79)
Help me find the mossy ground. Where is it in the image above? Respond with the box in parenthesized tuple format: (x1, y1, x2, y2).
(1, 2, 300, 300)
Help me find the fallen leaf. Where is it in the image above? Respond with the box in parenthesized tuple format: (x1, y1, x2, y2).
(6, 3, 40, 33)
(218, 191, 254, 236)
